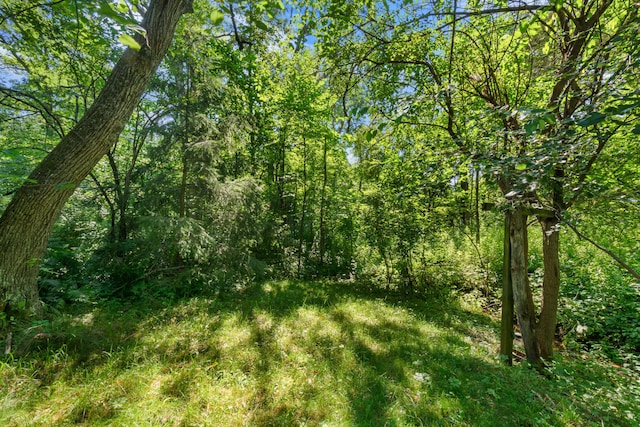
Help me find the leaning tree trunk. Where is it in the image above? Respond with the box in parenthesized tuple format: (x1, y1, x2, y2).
(536, 216, 561, 359)
(0, 0, 193, 314)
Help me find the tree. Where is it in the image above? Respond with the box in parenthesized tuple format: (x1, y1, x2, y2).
(457, 0, 638, 364)
(0, 0, 194, 314)
(312, 0, 638, 367)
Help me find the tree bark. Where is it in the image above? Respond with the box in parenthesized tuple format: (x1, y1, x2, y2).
(0, 0, 193, 314)
(509, 208, 541, 366)
(537, 216, 560, 359)
(500, 211, 513, 365)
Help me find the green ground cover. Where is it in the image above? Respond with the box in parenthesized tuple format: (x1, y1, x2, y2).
(1, 280, 638, 426)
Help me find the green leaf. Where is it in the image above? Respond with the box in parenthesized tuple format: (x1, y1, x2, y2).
(542, 113, 556, 124)
(364, 129, 378, 142)
(576, 112, 607, 127)
(210, 10, 224, 26)
(631, 124, 640, 135)
(604, 103, 636, 115)
(524, 119, 538, 135)
(97, 1, 136, 26)
(515, 163, 527, 171)
(1, 148, 24, 160)
(115, 0, 128, 13)
(97, 2, 122, 20)
(118, 34, 141, 50)
(255, 20, 269, 31)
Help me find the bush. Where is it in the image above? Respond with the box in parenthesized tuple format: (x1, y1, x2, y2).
(560, 232, 640, 370)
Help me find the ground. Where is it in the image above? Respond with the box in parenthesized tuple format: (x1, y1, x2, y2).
(1, 280, 638, 426)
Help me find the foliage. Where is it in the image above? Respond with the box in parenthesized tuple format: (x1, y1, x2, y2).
(0, 0, 638, 409)
(560, 231, 640, 371)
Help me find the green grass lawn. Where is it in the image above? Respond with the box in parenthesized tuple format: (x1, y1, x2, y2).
(1, 280, 638, 426)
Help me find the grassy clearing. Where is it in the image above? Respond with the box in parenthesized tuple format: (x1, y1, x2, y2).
(1, 280, 638, 426)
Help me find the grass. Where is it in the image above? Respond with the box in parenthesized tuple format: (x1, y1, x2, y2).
(1, 279, 638, 426)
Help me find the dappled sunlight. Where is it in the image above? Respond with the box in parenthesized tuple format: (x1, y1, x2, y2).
(0, 0, 637, 424)
(1, 280, 638, 426)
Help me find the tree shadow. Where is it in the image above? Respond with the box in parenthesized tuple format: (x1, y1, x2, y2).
(220, 280, 566, 426)
(2, 279, 568, 426)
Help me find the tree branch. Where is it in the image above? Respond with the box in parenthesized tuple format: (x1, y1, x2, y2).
(566, 222, 640, 282)
(0, 85, 65, 137)
(409, 5, 548, 31)
(0, 0, 66, 26)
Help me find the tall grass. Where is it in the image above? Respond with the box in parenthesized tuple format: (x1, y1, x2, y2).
(1, 280, 638, 426)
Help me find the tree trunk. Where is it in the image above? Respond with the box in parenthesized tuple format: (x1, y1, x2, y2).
(537, 216, 560, 359)
(179, 159, 188, 218)
(380, 246, 392, 289)
(179, 62, 192, 219)
(0, 0, 193, 314)
(297, 136, 307, 276)
(474, 167, 480, 244)
(89, 172, 117, 242)
(106, 151, 128, 243)
(509, 208, 541, 366)
(319, 137, 328, 266)
(500, 211, 513, 365)
(279, 129, 287, 221)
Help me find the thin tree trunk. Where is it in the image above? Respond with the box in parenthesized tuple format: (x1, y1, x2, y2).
(277, 127, 287, 219)
(106, 151, 127, 242)
(500, 211, 513, 365)
(403, 249, 415, 291)
(108, 112, 148, 244)
(474, 167, 480, 244)
(89, 172, 116, 242)
(117, 191, 128, 242)
(297, 137, 307, 276)
(179, 160, 188, 218)
(319, 137, 328, 266)
(0, 0, 193, 314)
(380, 246, 392, 289)
(179, 63, 192, 219)
(509, 208, 541, 367)
(537, 216, 560, 359)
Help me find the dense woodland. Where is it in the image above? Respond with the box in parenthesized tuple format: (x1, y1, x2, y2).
(0, 0, 639, 425)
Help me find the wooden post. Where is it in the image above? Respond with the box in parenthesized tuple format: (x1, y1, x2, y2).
(500, 211, 513, 364)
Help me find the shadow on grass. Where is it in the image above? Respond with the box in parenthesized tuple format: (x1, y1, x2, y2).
(0, 279, 614, 426)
